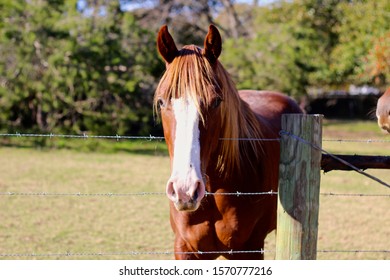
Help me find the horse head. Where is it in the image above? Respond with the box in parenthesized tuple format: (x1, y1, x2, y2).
(155, 25, 224, 211)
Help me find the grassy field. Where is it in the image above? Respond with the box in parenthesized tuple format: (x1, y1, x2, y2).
(0, 120, 389, 260)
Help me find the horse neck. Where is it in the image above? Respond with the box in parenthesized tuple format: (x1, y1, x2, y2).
(203, 64, 278, 192)
(205, 101, 273, 193)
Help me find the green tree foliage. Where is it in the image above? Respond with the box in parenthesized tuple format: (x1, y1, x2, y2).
(221, 2, 310, 97)
(220, 0, 390, 95)
(0, 0, 163, 135)
(331, 0, 390, 87)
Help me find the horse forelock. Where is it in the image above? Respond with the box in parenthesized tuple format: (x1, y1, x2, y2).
(155, 45, 219, 123)
(155, 45, 264, 177)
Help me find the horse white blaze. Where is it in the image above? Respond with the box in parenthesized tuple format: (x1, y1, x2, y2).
(166, 97, 205, 211)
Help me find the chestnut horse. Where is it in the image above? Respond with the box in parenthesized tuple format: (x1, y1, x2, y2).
(155, 25, 303, 260)
(376, 88, 390, 133)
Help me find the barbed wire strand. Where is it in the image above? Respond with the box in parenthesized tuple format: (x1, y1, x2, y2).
(320, 192, 390, 197)
(1, 249, 389, 258)
(0, 191, 166, 197)
(1, 132, 390, 143)
(280, 130, 390, 189)
(0, 191, 278, 197)
(219, 137, 280, 141)
(0, 133, 165, 141)
(1, 191, 390, 197)
(317, 250, 390, 254)
(0, 249, 267, 258)
(323, 138, 390, 143)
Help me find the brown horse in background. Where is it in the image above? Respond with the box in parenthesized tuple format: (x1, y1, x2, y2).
(377, 88, 390, 133)
(155, 25, 303, 259)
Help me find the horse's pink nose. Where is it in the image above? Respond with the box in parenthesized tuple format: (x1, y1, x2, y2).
(166, 177, 205, 211)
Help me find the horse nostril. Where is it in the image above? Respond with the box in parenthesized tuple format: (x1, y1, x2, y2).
(166, 181, 177, 201)
(193, 188, 199, 201)
(192, 181, 203, 201)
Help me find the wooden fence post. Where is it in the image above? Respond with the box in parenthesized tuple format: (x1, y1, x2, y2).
(275, 114, 323, 260)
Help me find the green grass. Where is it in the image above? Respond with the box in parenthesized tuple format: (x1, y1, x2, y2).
(0, 119, 389, 260)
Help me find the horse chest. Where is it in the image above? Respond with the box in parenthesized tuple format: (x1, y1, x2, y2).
(180, 206, 250, 250)
(214, 217, 240, 247)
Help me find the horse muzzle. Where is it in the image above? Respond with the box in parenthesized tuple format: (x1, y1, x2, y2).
(166, 175, 206, 212)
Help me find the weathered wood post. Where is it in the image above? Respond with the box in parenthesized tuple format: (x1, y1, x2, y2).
(276, 114, 323, 260)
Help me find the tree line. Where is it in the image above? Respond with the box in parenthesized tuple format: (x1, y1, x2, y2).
(0, 0, 389, 136)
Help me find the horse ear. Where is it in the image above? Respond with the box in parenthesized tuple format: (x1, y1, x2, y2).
(203, 25, 222, 64)
(157, 25, 179, 64)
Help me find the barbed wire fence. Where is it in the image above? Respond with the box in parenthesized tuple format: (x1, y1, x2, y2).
(0, 131, 389, 259)
(2, 132, 390, 142)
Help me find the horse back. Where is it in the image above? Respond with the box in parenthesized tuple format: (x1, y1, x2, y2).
(239, 90, 303, 132)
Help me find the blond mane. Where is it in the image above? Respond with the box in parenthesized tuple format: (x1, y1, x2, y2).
(155, 45, 264, 175)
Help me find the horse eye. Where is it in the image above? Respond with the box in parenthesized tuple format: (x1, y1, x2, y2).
(158, 98, 165, 108)
(212, 97, 222, 109)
